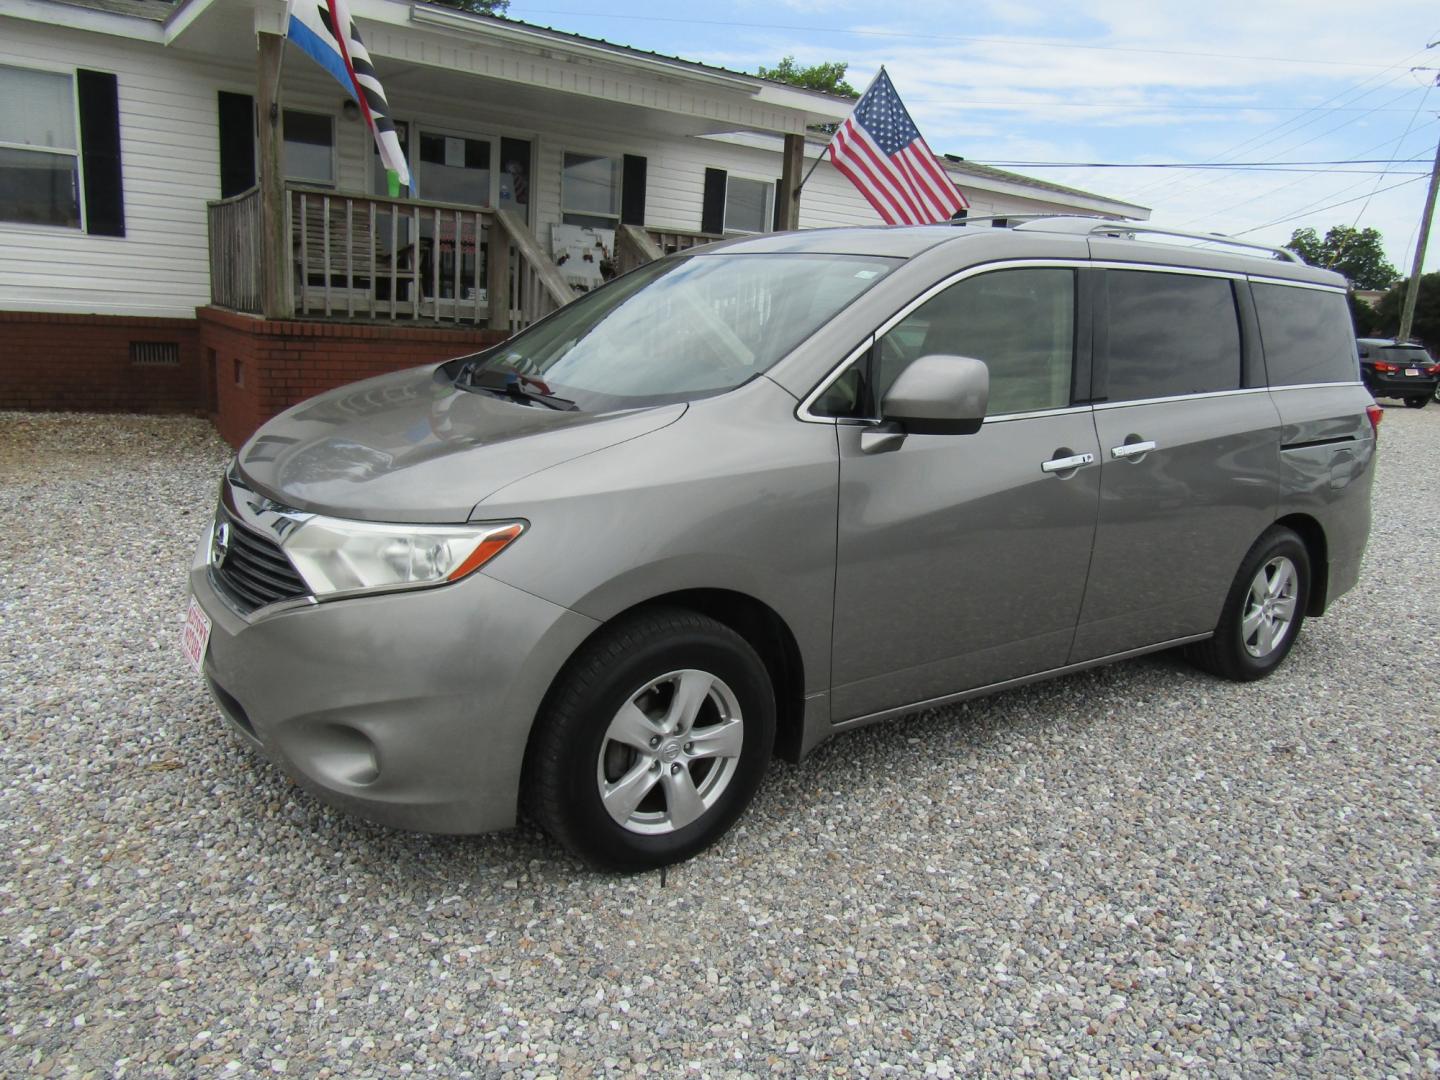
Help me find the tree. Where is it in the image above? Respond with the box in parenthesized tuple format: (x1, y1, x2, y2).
(1375, 273, 1440, 350)
(430, 0, 509, 13)
(757, 57, 860, 99)
(1283, 225, 1399, 291)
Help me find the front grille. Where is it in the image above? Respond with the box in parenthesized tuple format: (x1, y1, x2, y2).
(210, 507, 311, 614)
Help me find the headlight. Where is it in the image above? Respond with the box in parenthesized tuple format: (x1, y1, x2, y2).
(282, 518, 525, 598)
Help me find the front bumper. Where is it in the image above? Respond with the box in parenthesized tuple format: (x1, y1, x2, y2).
(189, 533, 600, 833)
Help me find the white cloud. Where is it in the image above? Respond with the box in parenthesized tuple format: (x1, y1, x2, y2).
(690, 0, 1438, 269)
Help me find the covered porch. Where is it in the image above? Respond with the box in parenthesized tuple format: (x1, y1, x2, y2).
(179, 0, 842, 333)
(206, 182, 719, 332)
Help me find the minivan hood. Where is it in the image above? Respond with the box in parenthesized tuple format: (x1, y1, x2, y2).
(234, 365, 686, 522)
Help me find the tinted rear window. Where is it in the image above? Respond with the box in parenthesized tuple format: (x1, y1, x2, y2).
(1376, 346, 1432, 364)
(1102, 271, 1241, 401)
(1252, 283, 1358, 386)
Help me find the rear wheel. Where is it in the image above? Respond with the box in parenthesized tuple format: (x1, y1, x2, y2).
(524, 608, 774, 871)
(1404, 395, 1430, 409)
(1185, 526, 1310, 681)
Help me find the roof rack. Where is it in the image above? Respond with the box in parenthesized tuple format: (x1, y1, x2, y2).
(949, 213, 1112, 227)
(949, 214, 1301, 264)
(1081, 222, 1300, 263)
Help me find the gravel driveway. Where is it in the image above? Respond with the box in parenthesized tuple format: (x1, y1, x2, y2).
(1, 407, 1437, 1077)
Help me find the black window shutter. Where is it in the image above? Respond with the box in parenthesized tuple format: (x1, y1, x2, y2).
(76, 70, 124, 237)
(217, 91, 256, 198)
(773, 178, 784, 231)
(701, 167, 727, 235)
(621, 154, 647, 225)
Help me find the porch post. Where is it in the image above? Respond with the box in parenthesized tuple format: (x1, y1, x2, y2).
(777, 133, 805, 231)
(257, 31, 292, 319)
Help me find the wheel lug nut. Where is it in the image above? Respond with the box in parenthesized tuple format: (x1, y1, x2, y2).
(684, 742, 693, 753)
(650, 760, 660, 771)
(649, 736, 661, 748)
(670, 763, 681, 774)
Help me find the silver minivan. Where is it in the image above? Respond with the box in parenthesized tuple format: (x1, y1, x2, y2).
(184, 218, 1376, 870)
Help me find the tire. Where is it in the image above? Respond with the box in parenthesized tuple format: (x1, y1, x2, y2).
(1404, 395, 1430, 409)
(523, 607, 775, 872)
(1185, 526, 1310, 682)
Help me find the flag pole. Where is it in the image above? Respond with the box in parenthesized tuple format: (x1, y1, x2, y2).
(793, 147, 827, 196)
(795, 67, 881, 195)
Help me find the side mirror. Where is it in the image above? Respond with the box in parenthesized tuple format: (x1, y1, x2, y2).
(882, 354, 989, 435)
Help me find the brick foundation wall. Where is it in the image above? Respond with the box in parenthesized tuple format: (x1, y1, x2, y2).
(198, 307, 506, 447)
(0, 312, 206, 414)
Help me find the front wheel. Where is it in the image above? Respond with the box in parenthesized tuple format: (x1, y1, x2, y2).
(1185, 527, 1310, 681)
(523, 608, 774, 871)
(1404, 395, 1430, 409)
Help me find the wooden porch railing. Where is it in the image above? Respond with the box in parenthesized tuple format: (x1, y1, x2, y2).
(206, 184, 575, 333)
(649, 227, 724, 256)
(207, 187, 263, 315)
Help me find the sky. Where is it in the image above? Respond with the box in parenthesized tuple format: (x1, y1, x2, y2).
(503, 0, 1440, 276)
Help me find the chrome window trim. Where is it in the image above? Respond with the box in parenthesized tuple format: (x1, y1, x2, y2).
(1270, 380, 1365, 392)
(982, 404, 1093, 424)
(1089, 260, 1245, 281)
(1093, 387, 1270, 411)
(795, 257, 1349, 428)
(1244, 274, 1348, 294)
(797, 258, 1089, 426)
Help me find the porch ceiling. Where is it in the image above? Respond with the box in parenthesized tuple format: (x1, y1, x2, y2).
(166, 0, 838, 138)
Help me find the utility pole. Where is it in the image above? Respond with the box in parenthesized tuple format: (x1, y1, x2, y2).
(1397, 83, 1440, 343)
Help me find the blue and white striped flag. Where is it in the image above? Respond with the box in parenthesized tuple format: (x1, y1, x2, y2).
(286, 0, 410, 195)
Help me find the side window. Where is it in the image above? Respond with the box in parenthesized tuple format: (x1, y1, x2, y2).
(1251, 283, 1359, 386)
(282, 109, 335, 187)
(0, 65, 81, 228)
(812, 267, 1076, 419)
(1101, 271, 1241, 401)
(562, 152, 621, 229)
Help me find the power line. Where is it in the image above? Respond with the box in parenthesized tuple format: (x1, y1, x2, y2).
(1119, 52, 1434, 203)
(909, 100, 1425, 113)
(1351, 83, 1434, 227)
(976, 157, 1431, 169)
(513, 8, 1399, 67)
(1172, 120, 1439, 225)
(1161, 96, 1437, 219)
(1230, 175, 1430, 235)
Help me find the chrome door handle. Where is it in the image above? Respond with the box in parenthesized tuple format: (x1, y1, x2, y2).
(1041, 452, 1094, 473)
(1111, 440, 1157, 459)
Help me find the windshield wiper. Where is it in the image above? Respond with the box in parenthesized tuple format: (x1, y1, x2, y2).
(456, 364, 578, 411)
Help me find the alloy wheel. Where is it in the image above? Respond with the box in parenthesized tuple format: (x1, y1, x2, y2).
(595, 669, 745, 835)
(1241, 555, 1299, 659)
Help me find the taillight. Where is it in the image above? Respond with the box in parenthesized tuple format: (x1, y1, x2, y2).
(1429, 364, 1440, 376)
(1372, 362, 1398, 374)
(1366, 404, 1383, 435)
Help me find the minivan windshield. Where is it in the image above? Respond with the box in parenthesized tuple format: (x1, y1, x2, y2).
(456, 253, 897, 411)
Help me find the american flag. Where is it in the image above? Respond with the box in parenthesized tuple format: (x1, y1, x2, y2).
(828, 68, 968, 225)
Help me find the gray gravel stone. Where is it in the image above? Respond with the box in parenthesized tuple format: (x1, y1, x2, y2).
(1, 406, 1437, 1077)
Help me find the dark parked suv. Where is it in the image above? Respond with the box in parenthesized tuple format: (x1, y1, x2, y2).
(1356, 338, 1439, 408)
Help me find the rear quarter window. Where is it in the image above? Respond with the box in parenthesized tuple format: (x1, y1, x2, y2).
(1251, 283, 1358, 386)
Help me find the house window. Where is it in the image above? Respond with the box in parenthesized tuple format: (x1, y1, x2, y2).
(417, 131, 490, 205)
(562, 152, 621, 229)
(282, 109, 334, 186)
(724, 176, 774, 234)
(0, 65, 81, 228)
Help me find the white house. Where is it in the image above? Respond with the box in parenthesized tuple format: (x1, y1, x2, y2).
(0, 0, 1149, 441)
